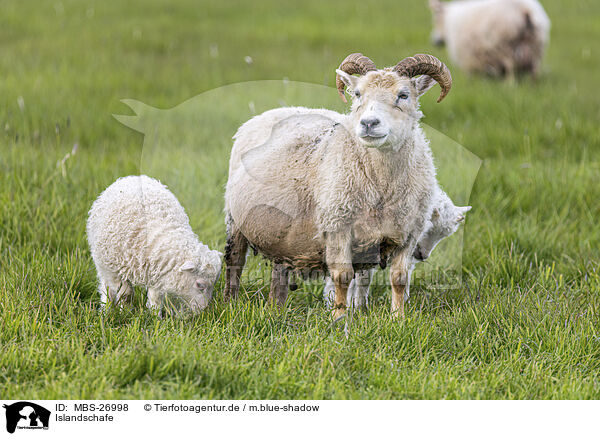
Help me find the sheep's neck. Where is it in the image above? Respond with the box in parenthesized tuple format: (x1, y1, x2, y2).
(360, 138, 416, 192)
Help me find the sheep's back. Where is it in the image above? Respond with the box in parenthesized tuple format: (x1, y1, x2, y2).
(445, 0, 549, 73)
(225, 108, 346, 267)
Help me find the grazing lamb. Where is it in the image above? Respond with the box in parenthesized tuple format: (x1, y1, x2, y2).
(429, 0, 550, 78)
(324, 187, 471, 308)
(224, 53, 453, 319)
(87, 175, 222, 313)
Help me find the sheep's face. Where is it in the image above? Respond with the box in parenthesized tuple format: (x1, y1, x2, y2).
(178, 250, 222, 312)
(336, 70, 438, 150)
(413, 193, 471, 261)
(429, 0, 446, 46)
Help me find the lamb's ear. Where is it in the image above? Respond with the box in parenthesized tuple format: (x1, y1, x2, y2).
(179, 261, 196, 272)
(335, 69, 360, 93)
(455, 206, 472, 223)
(413, 75, 437, 97)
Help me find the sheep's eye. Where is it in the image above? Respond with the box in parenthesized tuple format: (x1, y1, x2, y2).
(397, 92, 409, 101)
(354, 90, 361, 98)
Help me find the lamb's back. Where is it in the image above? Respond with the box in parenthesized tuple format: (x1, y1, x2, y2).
(87, 175, 192, 276)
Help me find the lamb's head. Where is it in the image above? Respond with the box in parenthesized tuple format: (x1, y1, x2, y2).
(335, 53, 452, 149)
(428, 0, 446, 46)
(413, 191, 471, 262)
(178, 248, 222, 312)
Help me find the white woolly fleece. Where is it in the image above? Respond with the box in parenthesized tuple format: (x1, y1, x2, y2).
(436, 0, 550, 76)
(87, 175, 222, 313)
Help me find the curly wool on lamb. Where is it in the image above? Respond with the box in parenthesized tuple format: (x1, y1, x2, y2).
(87, 175, 222, 313)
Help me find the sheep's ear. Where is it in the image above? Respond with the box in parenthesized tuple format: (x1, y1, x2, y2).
(179, 261, 196, 272)
(335, 69, 360, 93)
(413, 75, 437, 97)
(431, 208, 440, 220)
(429, 0, 443, 12)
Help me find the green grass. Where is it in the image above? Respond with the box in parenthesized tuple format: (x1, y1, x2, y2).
(1, 0, 600, 399)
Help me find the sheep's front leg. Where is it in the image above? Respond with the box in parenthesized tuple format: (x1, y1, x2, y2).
(326, 231, 354, 320)
(389, 251, 412, 319)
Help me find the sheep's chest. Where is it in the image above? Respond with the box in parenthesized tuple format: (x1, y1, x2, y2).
(350, 200, 413, 261)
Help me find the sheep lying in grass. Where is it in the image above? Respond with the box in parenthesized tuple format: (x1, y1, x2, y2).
(429, 0, 550, 78)
(87, 175, 222, 314)
(224, 53, 453, 319)
(323, 187, 471, 308)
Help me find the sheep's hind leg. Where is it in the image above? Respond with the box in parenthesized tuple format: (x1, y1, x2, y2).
(224, 220, 249, 300)
(269, 263, 289, 307)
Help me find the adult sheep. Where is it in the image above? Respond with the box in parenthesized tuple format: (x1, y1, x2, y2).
(429, 0, 550, 78)
(224, 53, 452, 319)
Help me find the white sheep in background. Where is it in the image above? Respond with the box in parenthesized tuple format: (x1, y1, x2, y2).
(429, 0, 550, 78)
(224, 53, 453, 319)
(87, 175, 222, 314)
(323, 187, 471, 308)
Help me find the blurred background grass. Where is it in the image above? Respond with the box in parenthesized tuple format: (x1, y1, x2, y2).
(1, 0, 599, 399)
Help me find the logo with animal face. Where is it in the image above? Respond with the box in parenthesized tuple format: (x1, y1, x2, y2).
(3, 402, 50, 434)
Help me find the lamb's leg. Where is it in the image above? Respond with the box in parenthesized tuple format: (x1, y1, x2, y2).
(224, 221, 248, 300)
(115, 281, 134, 306)
(98, 277, 109, 306)
(351, 269, 373, 309)
(390, 251, 412, 319)
(323, 276, 335, 308)
(269, 263, 289, 306)
(96, 266, 112, 306)
(98, 269, 132, 308)
(146, 287, 163, 317)
(326, 231, 354, 320)
(405, 262, 417, 302)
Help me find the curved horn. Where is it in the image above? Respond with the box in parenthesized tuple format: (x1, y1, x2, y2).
(336, 53, 377, 102)
(393, 54, 452, 102)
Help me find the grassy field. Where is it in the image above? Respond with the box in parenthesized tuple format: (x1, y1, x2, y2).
(1, 0, 600, 399)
